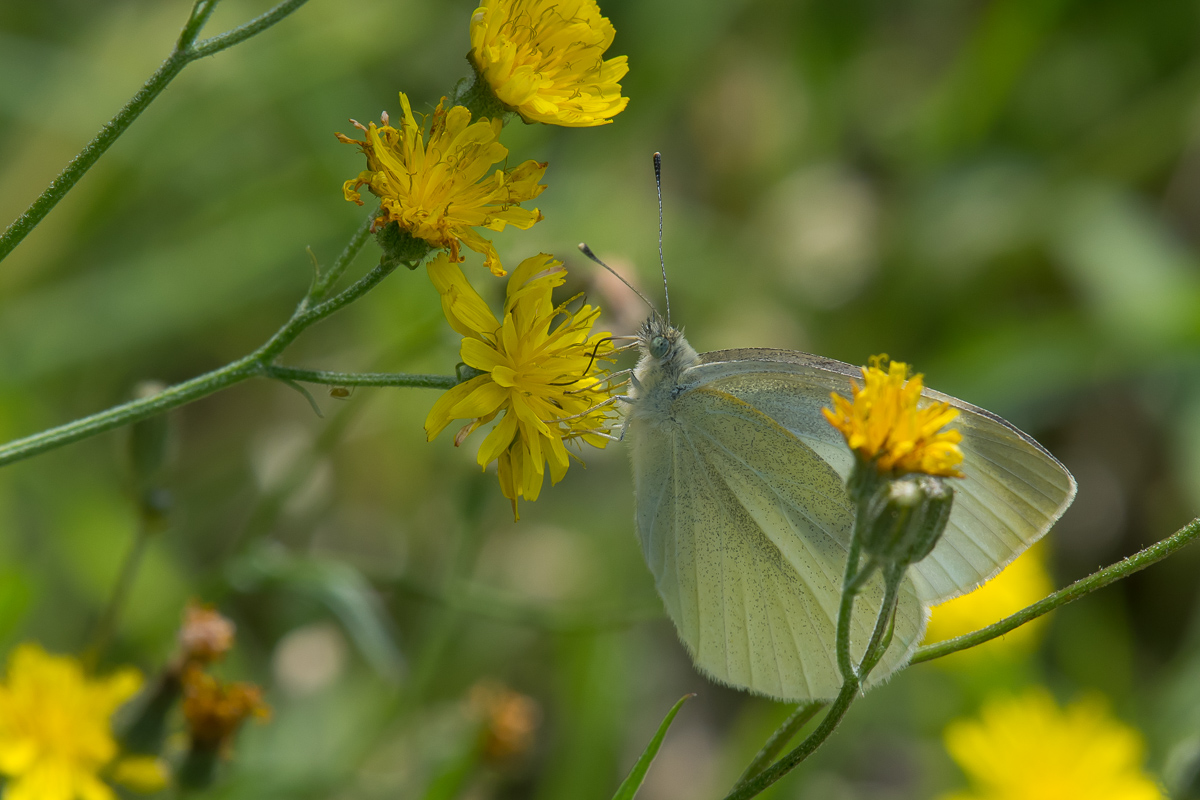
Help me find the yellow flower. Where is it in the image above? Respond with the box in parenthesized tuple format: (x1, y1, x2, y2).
(924, 543, 1054, 663)
(0, 643, 159, 800)
(823, 355, 965, 477)
(337, 93, 547, 276)
(469, 0, 630, 127)
(942, 689, 1164, 800)
(425, 252, 616, 518)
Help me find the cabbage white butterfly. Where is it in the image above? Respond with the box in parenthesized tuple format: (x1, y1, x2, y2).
(585, 155, 1076, 702)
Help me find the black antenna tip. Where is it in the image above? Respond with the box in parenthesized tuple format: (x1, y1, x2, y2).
(578, 242, 599, 261)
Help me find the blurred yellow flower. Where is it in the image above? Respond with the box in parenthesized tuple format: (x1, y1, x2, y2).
(823, 355, 965, 477)
(942, 689, 1164, 800)
(425, 252, 616, 518)
(0, 643, 160, 800)
(469, 0, 630, 127)
(337, 93, 547, 276)
(924, 544, 1054, 661)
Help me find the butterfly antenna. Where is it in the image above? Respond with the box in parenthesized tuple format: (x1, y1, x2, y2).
(577, 243, 658, 314)
(654, 152, 671, 326)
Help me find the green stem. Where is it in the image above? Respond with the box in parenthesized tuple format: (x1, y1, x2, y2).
(85, 514, 155, 668)
(735, 702, 826, 786)
(310, 213, 375, 301)
(0, 0, 309, 265)
(265, 367, 456, 390)
(0, 222, 447, 470)
(725, 569, 903, 800)
(912, 515, 1200, 664)
(190, 0, 311, 58)
(0, 354, 259, 468)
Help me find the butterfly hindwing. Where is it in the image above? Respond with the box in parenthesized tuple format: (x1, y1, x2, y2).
(683, 349, 1077, 604)
(630, 384, 925, 701)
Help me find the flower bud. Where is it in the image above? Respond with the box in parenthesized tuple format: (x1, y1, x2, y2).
(375, 220, 432, 269)
(857, 471, 954, 567)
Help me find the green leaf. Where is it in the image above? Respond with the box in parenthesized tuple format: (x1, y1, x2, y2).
(611, 694, 694, 800)
(227, 544, 404, 680)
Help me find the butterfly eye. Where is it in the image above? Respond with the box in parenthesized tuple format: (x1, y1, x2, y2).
(649, 335, 670, 359)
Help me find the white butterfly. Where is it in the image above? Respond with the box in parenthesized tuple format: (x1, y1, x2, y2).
(620, 313, 1075, 701)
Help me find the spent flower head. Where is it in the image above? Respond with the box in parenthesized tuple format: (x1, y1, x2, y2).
(942, 689, 1164, 800)
(424, 252, 616, 518)
(824, 355, 965, 478)
(0, 643, 166, 800)
(181, 666, 270, 754)
(469, 0, 630, 127)
(177, 600, 236, 666)
(468, 680, 541, 762)
(337, 93, 547, 276)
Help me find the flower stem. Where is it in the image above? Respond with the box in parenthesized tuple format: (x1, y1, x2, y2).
(0, 0, 310, 265)
(724, 568, 903, 800)
(912, 514, 1200, 664)
(735, 702, 826, 786)
(0, 219, 452, 469)
(264, 367, 456, 390)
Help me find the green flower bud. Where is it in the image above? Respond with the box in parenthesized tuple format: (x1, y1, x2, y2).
(855, 469, 954, 567)
(375, 220, 432, 269)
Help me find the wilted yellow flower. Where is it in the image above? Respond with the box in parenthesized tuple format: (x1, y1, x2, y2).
(468, 680, 541, 762)
(924, 544, 1054, 663)
(337, 93, 547, 276)
(182, 667, 270, 753)
(425, 252, 616, 518)
(469, 0, 630, 127)
(178, 600, 236, 666)
(942, 689, 1164, 800)
(824, 355, 965, 477)
(0, 643, 165, 800)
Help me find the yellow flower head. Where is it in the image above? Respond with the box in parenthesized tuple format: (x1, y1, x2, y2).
(823, 355, 965, 478)
(337, 92, 547, 276)
(0, 643, 159, 800)
(424, 252, 616, 518)
(182, 667, 270, 753)
(942, 689, 1164, 800)
(924, 544, 1054, 664)
(469, 0, 630, 127)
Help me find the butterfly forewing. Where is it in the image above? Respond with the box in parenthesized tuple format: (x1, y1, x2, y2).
(683, 349, 1077, 604)
(630, 384, 925, 701)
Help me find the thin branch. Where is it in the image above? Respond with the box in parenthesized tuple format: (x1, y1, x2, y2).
(912, 515, 1200, 664)
(0, 0, 310, 265)
(265, 367, 457, 391)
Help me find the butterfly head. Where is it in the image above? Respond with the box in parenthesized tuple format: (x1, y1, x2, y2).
(635, 313, 699, 392)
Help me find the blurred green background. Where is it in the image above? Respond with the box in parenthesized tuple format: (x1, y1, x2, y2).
(3, 0, 1200, 797)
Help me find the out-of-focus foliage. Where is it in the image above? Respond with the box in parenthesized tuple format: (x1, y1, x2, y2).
(2, 0, 1200, 797)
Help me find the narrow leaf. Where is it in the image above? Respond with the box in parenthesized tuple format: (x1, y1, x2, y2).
(611, 694, 694, 800)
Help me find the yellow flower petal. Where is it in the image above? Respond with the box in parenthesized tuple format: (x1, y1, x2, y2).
(470, 0, 630, 127)
(823, 355, 965, 478)
(337, 93, 546, 275)
(426, 254, 616, 518)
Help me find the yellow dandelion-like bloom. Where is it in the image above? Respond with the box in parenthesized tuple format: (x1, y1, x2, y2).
(823, 355, 965, 478)
(924, 543, 1054, 663)
(0, 643, 167, 800)
(469, 0, 630, 127)
(425, 252, 616, 519)
(942, 689, 1164, 800)
(337, 92, 547, 276)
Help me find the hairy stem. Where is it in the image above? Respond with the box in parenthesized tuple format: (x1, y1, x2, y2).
(913, 515, 1200, 664)
(725, 569, 903, 800)
(0, 220, 452, 469)
(735, 702, 826, 786)
(0, 0, 309, 265)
